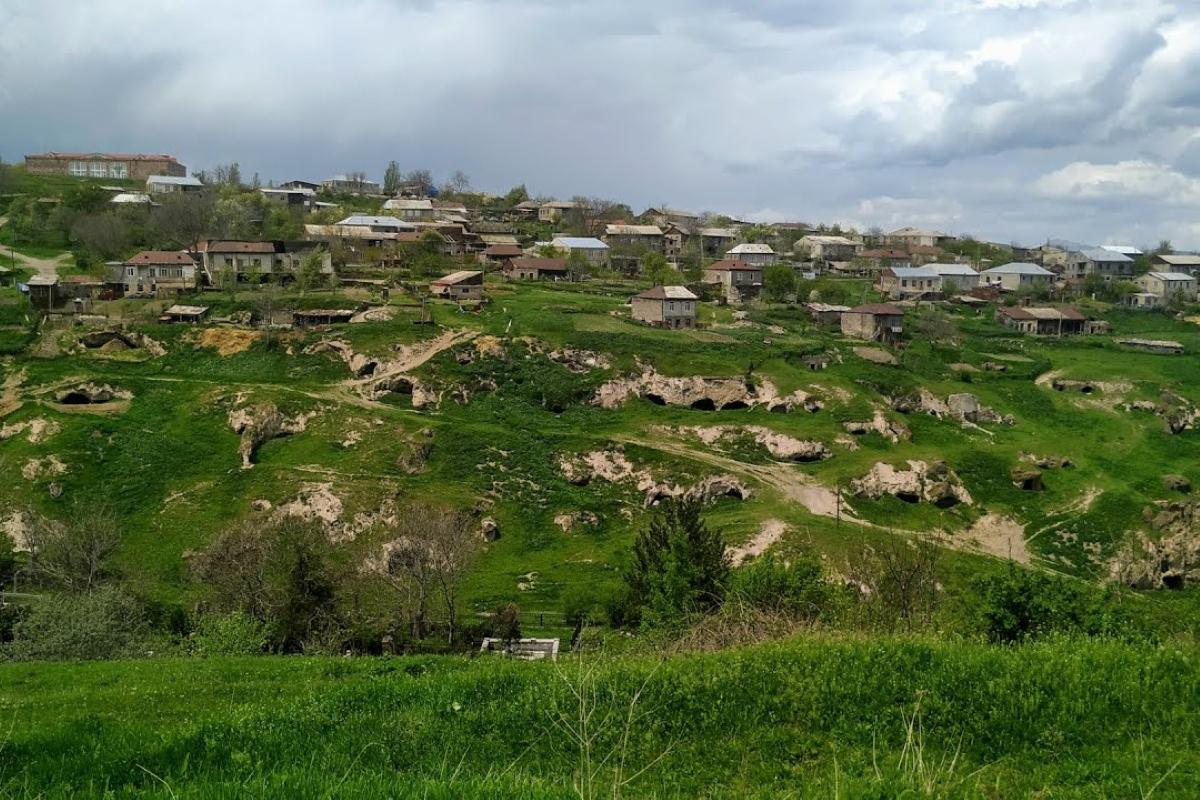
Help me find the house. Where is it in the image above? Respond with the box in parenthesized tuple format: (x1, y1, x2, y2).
(1117, 338, 1185, 355)
(1124, 292, 1163, 310)
(24, 152, 185, 179)
(336, 215, 414, 233)
(661, 223, 688, 259)
(430, 270, 484, 301)
(480, 244, 525, 266)
(321, 175, 382, 194)
(702, 260, 762, 303)
(260, 186, 315, 210)
(604, 224, 664, 252)
(886, 227, 955, 248)
(146, 175, 203, 194)
(116, 251, 197, 295)
(698, 227, 739, 258)
(539, 201, 577, 222)
(504, 257, 569, 281)
(859, 248, 911, 271)
(725, 243, 777, 266)
(631, 286, 698, 329)
(1063, 247, 1134, 283)
(382, 197, 435, 220)
(194, 240, 333, 285)
(25, 275, 60, 309)
(161, 304, 210, 324)
(1136, 271, 1197, 303)
(513, 200, 542, 216)
(478, 233, 521, 248)
(907, 245, 946, 265)
(879, 266, 940, 299)
(796, 235, 863, 262)
(551, 236, 609, 265)
(930, 263, 980, 293)
(840, 303, 904, 343)
(280, 180, 320, 191)
(643, 207, 700, 227)
(480, 637, 560, 661)
(1151, 254, 1200, 277)
(981, 262, 1055, 291)
(807, 302, 850, 326)
(432, 200, 469, 219)
(996, 306, 1090, 336)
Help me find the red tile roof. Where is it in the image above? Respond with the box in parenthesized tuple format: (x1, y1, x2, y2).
(483, 244, 525, 257)
(27, 152, 180, 163)
(848, 303, 904, 315)
(197, 240, 276, 254)
(506, 257, 567, 272)
(124, 250, 196, 266)
(704, 259, 761, 272)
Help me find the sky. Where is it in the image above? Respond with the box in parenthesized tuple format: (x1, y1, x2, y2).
(3, 0, 1200, 248)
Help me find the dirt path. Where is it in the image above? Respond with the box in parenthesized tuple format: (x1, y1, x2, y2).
(10, 250, 70, 280)
(727, 518, 788, 565)
(615, 433, 850, 520)
(0, 368, 26, 417)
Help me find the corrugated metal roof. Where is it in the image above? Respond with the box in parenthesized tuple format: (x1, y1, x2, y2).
(552, 237, 608, 250)
(1080, 247, 1133, 263)
(929, 264, 979, 276)
(984, 262, 1054, 276)
(146, 175, 202, 186)
(432, 270, 483, 286)
(727, 243, 775, 254)
(337, 215, 412, 228)
(1101, 244, 1143, 256)
(637, 286, 697, 300)
(605, 224, 663, 236)
(1145, 271, 1195, 282)
(889, 266, 939, 278)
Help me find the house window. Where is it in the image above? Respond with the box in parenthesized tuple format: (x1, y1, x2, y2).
(109, 162, 128, 179)
(69, 161, 88, 177)
(89, 161, 107, 177)
(224, 257, 233, 266)
(127, 267, 135, 276)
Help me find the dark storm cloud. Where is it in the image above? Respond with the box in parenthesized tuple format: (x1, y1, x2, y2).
(2, 0, 1199, 246)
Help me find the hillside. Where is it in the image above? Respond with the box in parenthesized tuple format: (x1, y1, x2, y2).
(2, 636, 1198, 797)
(2, 275, 1200, 620)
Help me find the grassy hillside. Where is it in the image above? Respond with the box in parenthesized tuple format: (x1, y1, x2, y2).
(3, 277, 1200, 623)
(1, 636, 1198, 798)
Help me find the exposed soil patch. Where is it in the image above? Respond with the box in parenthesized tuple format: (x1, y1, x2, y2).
(22, 455, 67, 481)
(961, 513, 1030, 563)
(198, 328, 261, 356)
(678, 425, 831, 462)
(0, 417, 61, 444)
(727, 519, 788, 566)
(853, 347, 897, 365)
(851, 460, 972, 507)
(843, 411, 911, 443)
(559, 447, 751, 507)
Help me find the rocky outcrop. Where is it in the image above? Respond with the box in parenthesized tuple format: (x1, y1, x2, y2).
(1122, 392, 1200, 434)
(851, 460, 972, 507)
(890, 389, 1013, 426)
(594, 370, 821, 413)
(843, 411, 911, 443)
(21, 455, 67, 481)
(560, 448, 751, 507)
(480, 517, 501, 542)
(1163, 474, 1192, 493)
(678, 425, 831, 463)
(1022, 454, 1073, 470)
(228, 402, 317, 468)
(79, 330, 166, 356)
(1010, 466, 1044, 491)
(54, 383, 132, 405)
(554, 511, 600, 532)
(1110, 501, 1200, 589)
(0, 418, 61, 444)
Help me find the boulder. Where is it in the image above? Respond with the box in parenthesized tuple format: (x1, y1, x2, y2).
(851, 460, 972, 507)
(1010, 466, 1044, 492)
(481, 517, 501, 542)
(228, 402, 316, 468)
(1163, 474, 1192, 493)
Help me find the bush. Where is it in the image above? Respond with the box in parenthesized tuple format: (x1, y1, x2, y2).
(187, 611, 269, 657)
(1, 587, 151, 662)
(729, 552, 830, 619)
(967, 565, 1137, 643)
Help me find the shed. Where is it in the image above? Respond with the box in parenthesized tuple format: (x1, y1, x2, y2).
(161, 304, 210, 323)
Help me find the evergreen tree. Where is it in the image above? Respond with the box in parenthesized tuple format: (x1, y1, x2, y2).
(624, 499, 729, 624)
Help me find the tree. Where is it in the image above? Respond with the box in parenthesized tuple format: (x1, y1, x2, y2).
(566, 248, 589, 281)
(641, 251, 673, 285)
(846, 536, 941, 632)
(369, 504, 480, 643)
(763, 264, 796, 303)
(2, 586, 148, 662)
(0, 158, 14, 199)
(404, 169, 435, 197)
(502, 184, 530, 207)
(383, 160, 401, 195)
(296, 245, 327, 293)
(23, 503, 121, 594)
(71, 214, 130, 260)
(913, 307, 958, 345)
(191, 517, 342, 652)
(623, 499, 729, 625)
(63, 184, 110, 213)
(211, 162, 242, 187)
(442, 170, 471, 195)
(152, 193, 214, 252)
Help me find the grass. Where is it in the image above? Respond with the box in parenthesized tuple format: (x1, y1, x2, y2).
(2, 276, 1200, 617)
(0, 636, 1197, 797)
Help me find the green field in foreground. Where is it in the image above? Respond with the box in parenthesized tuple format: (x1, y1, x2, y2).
(1, 636, 1198, 798)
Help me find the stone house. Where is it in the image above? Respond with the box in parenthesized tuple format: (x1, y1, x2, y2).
(195, 240, 333, 286)
(981, 262, 1055, 291)
(631, 286, 698, 329)
(996, 306, 1091, 336)
(725, 243, 778, 266)
(840, 303, 904, 343)
(796, 235, 863, 262)
(504, 257, 569, 281)
(430, 270, 484, 301)
(551, 237, 609, 266)
(1136, 271, 1197, 302)
(1063, 248, 1134, 283)
(114, 250, 198, 295)
(24, 152, 186, 180)
(702, 260, 763, 302)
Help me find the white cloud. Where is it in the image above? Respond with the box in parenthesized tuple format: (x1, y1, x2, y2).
(1034, 160, 1200, 204)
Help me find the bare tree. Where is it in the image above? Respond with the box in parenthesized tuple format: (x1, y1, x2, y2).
(23, 502, 122, 593)
(846, 535, 941, 632)
(403, 169, 434, 197)
(368, 503, 479, 643)
(152, 193, 214, 253)
(71, 214, 130, 260)
(441, 170, 471, 195)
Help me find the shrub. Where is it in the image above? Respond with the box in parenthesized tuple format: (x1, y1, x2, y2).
(729, 552, 830, 619)
(623, 499, 730, 627)
(187, 611, 269, 657)
(1, 587, 150, 662)
(967, 565, 1137, 643)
